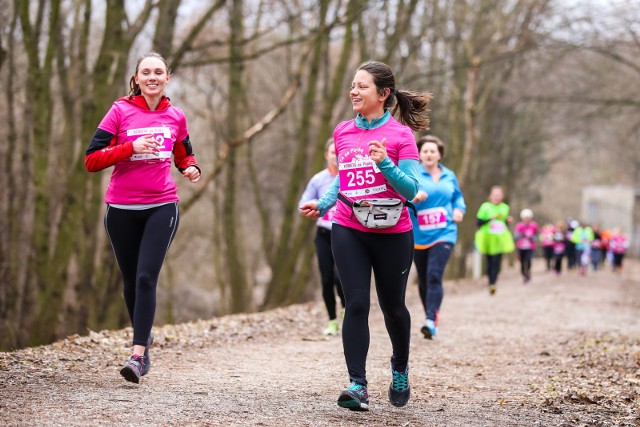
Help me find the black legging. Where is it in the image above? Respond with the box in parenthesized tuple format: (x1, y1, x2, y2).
(554, 253, 564, 273)
(486, 254, 502, 285)
(543, 246, 554, 271)
(331, 224, 413, 386)
(315, 228, 345, 320)
(105, 203, 179, 346)
(518, 249, 533, 279)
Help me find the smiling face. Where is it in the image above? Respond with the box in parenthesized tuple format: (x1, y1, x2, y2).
(350, 69, 387, 120)
(134, 57, 169, 98)
(419, 141, 441, 168)
(489, 187, 504, 204)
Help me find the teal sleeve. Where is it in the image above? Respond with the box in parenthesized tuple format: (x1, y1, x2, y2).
(377, 158, 419, 200)
(317, 175, 339, 215)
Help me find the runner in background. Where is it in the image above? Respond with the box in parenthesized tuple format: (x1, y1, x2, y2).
(300, 60, 431, 411)
(514, 209, 538, 283)
(589, 224, 604, 272)
(552, 221, 567, 275)
(409, 135, 466, 340)
(571, 222, 594, 276)
(539, 222, 556, 272)
(609, 227, 629, 273)
(474, 186, 515, 295)
(298, 139, 345, 336)
(565, 219, 578, 270)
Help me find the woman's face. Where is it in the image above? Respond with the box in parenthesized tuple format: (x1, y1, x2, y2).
(489, 188, 504, 204)
(419, 142, 441, 168)
(325, 143, 337, 169)
(350, 70, 386, 119)
(134, 57, 169, 98)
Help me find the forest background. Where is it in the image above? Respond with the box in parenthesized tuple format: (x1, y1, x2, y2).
(1, 0, 638, 351)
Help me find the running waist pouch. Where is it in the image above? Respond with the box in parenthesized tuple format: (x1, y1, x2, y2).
(338, 193, 416, 229)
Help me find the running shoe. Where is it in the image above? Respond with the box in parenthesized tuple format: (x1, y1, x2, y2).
(388, 367, 410, 407)
(337, 381, 369, 411)
(141, 333, 154, 376)
(420, 319, 436, 340)
(120, 354, 147, 384)
(489, 284, 497, 295)
(323, 319, 339, 336)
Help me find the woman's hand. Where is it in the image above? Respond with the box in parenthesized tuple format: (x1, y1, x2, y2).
(368, 138, 387, 163)
(132, 135, 160, 154)
(299, 201, 321, 219)
(182, 166, 201, 183)
(412, 190, 428, 203)
(452, 208, 464, 223)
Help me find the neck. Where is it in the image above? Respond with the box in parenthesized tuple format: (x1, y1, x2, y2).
(363, 108, 385, 122)
(328, 165, 338, 175)
(143, 94, 162, 110)
(424, 163, 440, 174)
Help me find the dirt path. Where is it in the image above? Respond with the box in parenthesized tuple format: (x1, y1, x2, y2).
(1, 259, 639, 426)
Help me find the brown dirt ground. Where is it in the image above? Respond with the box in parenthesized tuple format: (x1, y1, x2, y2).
(1, 259, 639, 426)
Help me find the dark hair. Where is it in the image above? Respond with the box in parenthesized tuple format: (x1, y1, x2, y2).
(356, 60, 432, 131)
(416, 135, 445, 159)
(129, 52, 170, 96)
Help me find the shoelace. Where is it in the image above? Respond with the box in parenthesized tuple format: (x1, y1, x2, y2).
(392, 371, 409, 392)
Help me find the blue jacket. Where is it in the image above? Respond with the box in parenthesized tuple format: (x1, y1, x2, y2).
(410, 164, 466, 246)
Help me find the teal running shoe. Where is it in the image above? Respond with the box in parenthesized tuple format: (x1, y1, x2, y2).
(337, 381, 369, 411)
(388, 368, 410, 407)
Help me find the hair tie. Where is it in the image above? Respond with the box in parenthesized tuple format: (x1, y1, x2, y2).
(393, 88, 398, 95)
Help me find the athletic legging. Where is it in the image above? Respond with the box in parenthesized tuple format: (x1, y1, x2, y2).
(105, 203, 179, 346)
(331, 223, 413, 386)
(486, 254, 502, 285)
(518, 249, 533, 278)
(413, 242, 453, 322)
(542, 246, 554, 271)
(314, 228, 345, 320)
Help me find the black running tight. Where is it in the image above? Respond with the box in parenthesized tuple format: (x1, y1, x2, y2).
(486, 254, 502, 285)
(104, 203, 179, 346)
(331, 224, 413, 386)
(315, 228, 345, 320)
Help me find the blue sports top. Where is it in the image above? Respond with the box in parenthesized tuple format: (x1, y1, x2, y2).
(410, 164, 466, 247)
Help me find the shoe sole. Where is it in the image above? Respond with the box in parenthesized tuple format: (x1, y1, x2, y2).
(420, 326, 433, 340)
(337, 398, 369, 411)
(120, 366, 140, 384)
(338, 392, 369, 411)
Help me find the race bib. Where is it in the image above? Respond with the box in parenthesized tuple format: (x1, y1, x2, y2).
(488, 220, 506, 234)
(417, 207, 447, 230)
(127, 126, 173, 163)
(339, 158, 387, 197)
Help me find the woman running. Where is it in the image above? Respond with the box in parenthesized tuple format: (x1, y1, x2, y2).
(298, 139, 345, 336)
(539, 223, 556, 272)
(514, 209, 538, 283)
(474, 186, 515, 294)
(300, 60, 431, 411)
(85, 52, 201, 383)
(410, 135, 465, 339)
